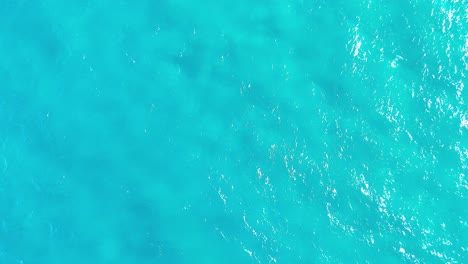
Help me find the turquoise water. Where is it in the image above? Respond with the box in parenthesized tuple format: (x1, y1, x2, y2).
(1, 0, 467, 263)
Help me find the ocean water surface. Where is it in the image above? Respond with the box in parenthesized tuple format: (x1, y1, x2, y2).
(0, 0, 467, 263)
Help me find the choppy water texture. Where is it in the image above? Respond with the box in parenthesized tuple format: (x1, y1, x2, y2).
(1, 0, 467, 263)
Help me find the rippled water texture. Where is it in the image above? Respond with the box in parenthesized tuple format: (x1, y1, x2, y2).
(0, 0, 467, 263)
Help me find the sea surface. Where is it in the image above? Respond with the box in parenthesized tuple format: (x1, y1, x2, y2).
(0, 0, 467, 263)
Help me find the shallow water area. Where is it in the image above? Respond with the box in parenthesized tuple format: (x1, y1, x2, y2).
(0, 0, 467, 263)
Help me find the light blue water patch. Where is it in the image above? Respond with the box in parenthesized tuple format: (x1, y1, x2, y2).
(0, 0, 467, 263)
